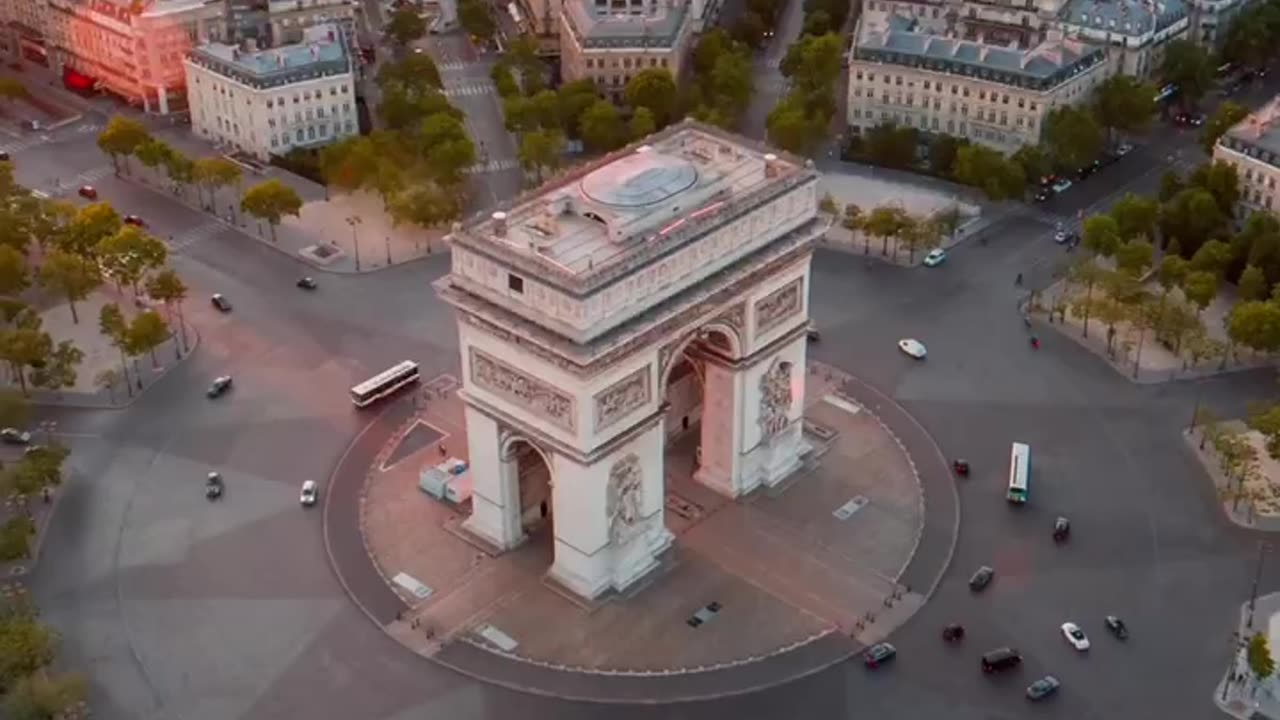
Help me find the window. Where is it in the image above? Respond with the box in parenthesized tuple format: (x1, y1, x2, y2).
(296, 129, 304, 141)
(508, 274, 524, 293)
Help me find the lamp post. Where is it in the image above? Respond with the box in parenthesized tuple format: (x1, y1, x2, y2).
(385, 235, 392, 266)
(346, 215, 362, 271)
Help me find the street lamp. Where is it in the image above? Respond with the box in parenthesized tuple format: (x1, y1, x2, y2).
(346, 216, 362, 271)
(385, 235, 392, 266)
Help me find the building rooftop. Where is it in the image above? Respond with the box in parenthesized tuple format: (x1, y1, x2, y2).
(1220, 95, 1280, 169)
(854, 9, 1106, 90)
(562, 0, 691, 47)
(1058, 0, 1187, 37)
(186, 23, 351, 89)
(454, 121, 817, 294)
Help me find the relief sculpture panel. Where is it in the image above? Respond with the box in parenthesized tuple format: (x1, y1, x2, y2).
(469, 348, 576, 431)
(606, 454, 644, 543)
(594, 366, 651, 431)
(754, 277, 803, 335)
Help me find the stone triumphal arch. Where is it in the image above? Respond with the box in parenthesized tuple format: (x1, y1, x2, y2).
(435, 120, 829, 601)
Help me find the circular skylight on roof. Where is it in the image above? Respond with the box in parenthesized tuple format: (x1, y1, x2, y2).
(580, 152, 699, 208)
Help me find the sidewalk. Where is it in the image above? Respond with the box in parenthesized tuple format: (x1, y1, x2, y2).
(1215, 591, 1280, 720)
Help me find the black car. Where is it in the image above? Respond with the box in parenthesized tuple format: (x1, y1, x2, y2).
(207, 375, 233, 398)
(1033, 187, 1052, 203)
(981, 646, 1022, 673)
(942, 623, 965, 642)
(211, 293, 232, 312)
(1105, 615, 1129, 639)
(205, 472, 224, 499)
(0, 151, 9, 162)
(297, 277, 318, 290)
(969, 565, 995, 591)
(1053, 516, 1071, 542)
(1026, 675, 1061, 700)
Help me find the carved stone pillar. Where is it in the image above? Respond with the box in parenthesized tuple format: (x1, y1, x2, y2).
(461, 408, 526, 551)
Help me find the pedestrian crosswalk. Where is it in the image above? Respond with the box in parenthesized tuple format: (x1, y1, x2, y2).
(443, 81, 495, 98)
(73, 122, 102, 135)
(0, 135, 45, 156)
(438, 60, 467, 72)
(165, 221, 227, 252)
(466, 158, 520, 174)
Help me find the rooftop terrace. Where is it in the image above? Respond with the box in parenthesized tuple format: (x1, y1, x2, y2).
(1058, 0, 1187, 37)
(186, 23, 351, 89)
(456, 121, 816, 293)
(1220, 95, 1280, 169)
(562, 0, 691, 46)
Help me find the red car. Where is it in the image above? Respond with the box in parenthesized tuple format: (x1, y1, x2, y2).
(123, 215, 145, 227)
(78, 185, 98, 200)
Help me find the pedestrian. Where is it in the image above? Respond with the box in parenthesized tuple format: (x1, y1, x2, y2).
(438, 444, 447, 459)
(1015, 272, 1023, 286)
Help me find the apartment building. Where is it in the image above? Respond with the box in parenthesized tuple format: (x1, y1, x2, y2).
(558, 0, 706, 97)
(184, 23, 357, 159)
(847, 3, 1107, 154)
(0, 0, 53, 65)
(1056, 0, 1189, 78)
(1186, 0, 1254, 47)
(1213, 96, 1280, 220)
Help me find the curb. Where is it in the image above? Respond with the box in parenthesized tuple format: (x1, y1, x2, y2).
(24, 325, 202, 411)
(321, 367, 958, 704)
(117, 173, 444, 275)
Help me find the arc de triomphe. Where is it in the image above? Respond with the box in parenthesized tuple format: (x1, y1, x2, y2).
(435, 120, 828, 601)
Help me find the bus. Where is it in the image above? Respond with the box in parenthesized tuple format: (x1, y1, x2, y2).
(1007, 442, 1030, 504)
(350, 361, 420, 407)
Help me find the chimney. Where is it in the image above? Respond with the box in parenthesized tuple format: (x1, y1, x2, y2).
(492, 211, 508, 238)
(763, 153, 780, 178)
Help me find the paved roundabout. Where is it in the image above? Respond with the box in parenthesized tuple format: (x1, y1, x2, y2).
(25, 214, 1280, 720)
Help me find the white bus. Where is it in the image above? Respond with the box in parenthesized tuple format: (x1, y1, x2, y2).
(351, 361, 420, 407)
(1007, 442, 1030, 504)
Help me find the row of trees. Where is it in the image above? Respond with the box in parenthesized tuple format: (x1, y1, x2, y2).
(0, 583, 87, 719)
(1219, 0, 1280, 70)
(97, 118, 304, 241)
(384, 1, 495, 47)
(767, 32, 844, 155)
(819, 195, 961, 264)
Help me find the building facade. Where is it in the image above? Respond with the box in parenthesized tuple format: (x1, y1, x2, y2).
(1186, 0, 1254, 46)
(1055, 0, 1189, 78)
(184, 23, 357, 159)
(1213, 96, 1280, 220)
(558, 0, 705, 97)
(847, 3, 1107, 153)
(436, 121, 826, 600)
(0, 0, 53, 66)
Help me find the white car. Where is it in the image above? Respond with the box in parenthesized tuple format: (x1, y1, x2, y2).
(897, 339, 927, 359)
(1051, 178, 1073, 193)
(1116, 142, 1134, 157)
(1061, 621, 1090, 651)
(922, 248, 947, 267)
(300, 480, 319, 506)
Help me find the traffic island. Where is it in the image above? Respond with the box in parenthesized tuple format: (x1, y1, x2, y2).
(1184, 420, 1280, 531)
(325, 362, 959, 703)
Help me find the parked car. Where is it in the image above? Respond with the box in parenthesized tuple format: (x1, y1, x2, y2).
(1026, 675, 1061, 701)
(1116, 142, 1135, 157)
(300, 480, 319, 506)
(1033, 187, 1052, 203)
(1105, 615, 1129, 640)
(0, 428, 31, 445)
(1175, 112, 1206, 127)
(211, 293, 232, 312)
(0, 151, 9, 162)
(78, 185, 98, 200)
(1061, 621, 1090, 651)
(863, 642, 897, 668)
(207, 375, 233, 398)
(969, 565, 995, 591)
(1051, 178, 1073, 193)
(123, 215, 146, 227)
(923, 248, 947, 267)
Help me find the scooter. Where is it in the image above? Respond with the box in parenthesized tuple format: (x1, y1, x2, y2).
(1030, 336, 1040, 350)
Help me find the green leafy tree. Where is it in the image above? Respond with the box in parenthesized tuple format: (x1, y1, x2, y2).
(491, 63, 520, 98)
(579, 99, 627, 153)
(99, 303, 132, 394)
(780, 32, 843, 97)
(1093, 74, 1156, 143)
(95, 225, 167, 295)
(0, 324, 51, 396)
(1083, 214, 1122, 257)
(1160, 188, 1225, 257)
(1248, 404, 1280, 459)
(417, 114, 476, 186)
(133, 138, 174, 183)
(128, 310, 170, 368)
(0, 245, 28, 297)
(863, 205, 910, 257)
(1219, 3, 1280, 67)
(57, 202, 121, 257)
(1226, 300, 1280, 354)
(1012, 145, 1051, 185)
(556, 79, 601, 138)
(928, 134, 964, 177)
(1189, 161, 1241, 216)
(385, 6, 427, 46)
(0, 614, 56, 688)
(240, 179, 303, 243)
(518, 128, 565, 183)
(1114, 237, 1154, 278)
(952, 144, 1024, 200)
(864, 122, 919, 170)
(1191, 238, 1232, 277)
(1183, 269, 1220, 321)
(0, 389, 29, 429)
(376, 53, 442, 93)
(458, 0, 496, 39)
(1202, 101, 1250, 153)
(146, 268, 189, 353)
(899, 216, 941, 263)
(319, 136, 380, 192)
(629, 107, 656, 140)
(96, 115, 150, 175)
(766, 96, 825, 155)
(1249, 632, 1277, 685)
(527, 89, 562, 130)
(1110, 193, 1159, 242)
(624, 68, 679, 127)
(191, 156, 243, 214)
(0, 517, 33, 561)
(0, 77, 28, 101)
(1239, 264, 1269, 301)
(37, 250, 100, 324)
(1160, 39, 1214, 109)
(9, 444, 70, 495)
(386, 182, 461, 229)
(2, 671, 86, 720)
(1159, 170, 1186, 202)
(1044, 105, 1104, 171)
(162, 150, 195, 196)
(1068, 257, 1108, 338)
(1234, 212, 1280, 285)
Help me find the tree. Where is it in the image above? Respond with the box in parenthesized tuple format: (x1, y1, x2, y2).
(3, 671, 86, 720)
(0, 615, 56, 689)
(900, 216, 941, 263)
(1191, 239, 1233, 277)
(133, 138, 173, 183)
(863, 205, 909, 257)
(376, 53, 442, 94)
(384, 6, 427, 46)
(319, 136, 380, 192)
(1083, 214, 1122, 257)
(99, 303, 132, 394)
(0, 245, 28, 297)
(0, 517, 33, 562)
(578, 99, 626, 153)
(1249, 404, 1280, 459)
(8, 444, 70, 496)
(29, 339, 81, 392)
(191, 157, 243, 213)
(1248, 632, 1277, 687)
(1012, 145, 1050, 186)
(163, 150, 195, 196)
(1068, 258, 1108, 338)
(1189, 161, 1241, 216)
(1220, 3, 1280, 68)
(386, 181, 461, 230)
(766, 96, 825, 155)
(518, 129, 565, 183)
(146, 269, 189, 353)
(57, 202, 121, 257)
(458, 0, 496, 39)
(1160, 39, 1214, 108)
(1093, 74, 1156, 143)
(94, 367, 122, 403)
(555, 79, 601, 139)
(1235, 212, 1280, 286)
(1202, 101, 1250, 154)
(1043, 106, 1103, 171)
(240, 179, 303, 243)
(863, 122, 919, 170)
(952, 144, 1024, 200)
(128, 310, 170, 368)
(96, 115, 149, 175)
(1240, 265, 1269, 301)
(624, 69, 678, 127)
(95, 225, 167, 295)
(1160, 188, 1225, 256)
(1183, 270, 1220, 320)
(1110, 193, 1159, 243)
(0, 77, 28, 101)
(1226, 300, 1280, 354)
(491, 63, 520, 98)
(1159, 170, 1186, 202)
(1114, 237, 1154, 278)
(629, 107, 656, 140)
(37, 250, 99, 325)
(417, 114, 475, 186)
(780, 32, 843, 97)
(927, 134, 964, 177)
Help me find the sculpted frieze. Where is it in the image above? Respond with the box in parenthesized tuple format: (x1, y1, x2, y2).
(594, 366, 652, 432)
(754, 277, 803, 336)
(758, 358, 794, 439)
(469, 348, 576, 431)
(606, 454, 644, 543)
